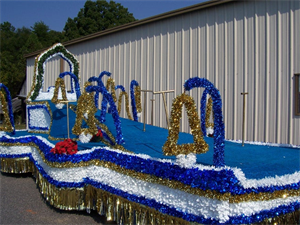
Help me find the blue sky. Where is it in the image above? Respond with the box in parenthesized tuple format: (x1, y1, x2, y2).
(0, 0, 204, 32)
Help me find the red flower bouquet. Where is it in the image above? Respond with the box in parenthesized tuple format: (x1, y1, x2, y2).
(50, 139, 78, 155)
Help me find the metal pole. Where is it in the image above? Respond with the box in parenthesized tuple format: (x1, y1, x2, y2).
(150, 99, 155, 125)
(141, 90, 153, 132)
(143, 91, 147, 132)
(67, 102, 70, 139)
(153, 90, 174, 129)
(241, 92, 248, 146)
(162, 93, 170, 129)
(61, 101, 76, 139)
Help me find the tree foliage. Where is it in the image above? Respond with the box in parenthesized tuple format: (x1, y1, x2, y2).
(0, 22, 59, 97)
(63, 0, 137, 40)
(0, 1, 136, 98)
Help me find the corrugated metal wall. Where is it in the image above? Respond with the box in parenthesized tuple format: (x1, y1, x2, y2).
(26, 0, 300, 145)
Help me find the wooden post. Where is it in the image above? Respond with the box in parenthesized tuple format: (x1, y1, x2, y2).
(241, 92, 248, 146)
(141, 90, 153, 132)
(153, 90, 174, 129)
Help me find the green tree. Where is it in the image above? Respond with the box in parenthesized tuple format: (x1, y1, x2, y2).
(0, 22, 16, 52)
(31, 21, 51, 47)
(63, 0, 137, 40)
(0, 21, 64, 97)
(21, 33, 43, 54)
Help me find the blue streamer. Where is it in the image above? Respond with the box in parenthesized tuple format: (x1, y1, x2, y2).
(184, 77, 225, 167)
(88, 71, 111, 112)
(130, 80, 140, 122)
(200, 89, 209, 137)
(85, 85, 124, 145)
(115, 85, 126, 92)
(59, 72, 81, 100)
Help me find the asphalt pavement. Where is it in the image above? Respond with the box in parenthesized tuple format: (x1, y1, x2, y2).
(0, 172, 117, 225)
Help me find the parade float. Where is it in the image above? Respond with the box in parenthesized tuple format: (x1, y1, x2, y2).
(0, 43, 299, 224)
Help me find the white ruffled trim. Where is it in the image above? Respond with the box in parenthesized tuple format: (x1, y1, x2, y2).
(0, 133, 299, 189)
(1, 144, 299, 223)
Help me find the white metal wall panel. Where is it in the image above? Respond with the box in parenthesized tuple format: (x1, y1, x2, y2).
(44, 57, 60, 91)
(26, 58, 35, 97)
(26, 0, 300, 145)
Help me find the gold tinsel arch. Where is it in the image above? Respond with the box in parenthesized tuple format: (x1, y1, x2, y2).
(205, 96, 214, 129)
(106, 78, 117, 103)
(117, 90, 133, 120)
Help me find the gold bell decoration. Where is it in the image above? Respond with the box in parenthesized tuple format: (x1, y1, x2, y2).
(51, 77, 68, 104)
(0, 91, 14, 132)
(163, 93, 208, 156)
(72, 82, 98, 137)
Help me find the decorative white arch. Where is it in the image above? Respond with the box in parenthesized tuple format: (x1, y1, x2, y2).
(27, 43, 80, 101)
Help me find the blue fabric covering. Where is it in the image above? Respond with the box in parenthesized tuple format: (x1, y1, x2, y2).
(48, 101, 78, 140)
(101, 114, 300, 179)
(8, 100, 300, 180)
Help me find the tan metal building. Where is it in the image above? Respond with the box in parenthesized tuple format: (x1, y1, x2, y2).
(25, 0, 300, 145)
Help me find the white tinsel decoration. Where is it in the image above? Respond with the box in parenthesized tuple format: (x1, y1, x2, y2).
(55, 103, 64, 109)
(176, 153, 196, 168)
(207, 127, 214, 136)
(79, 132, 92, 143)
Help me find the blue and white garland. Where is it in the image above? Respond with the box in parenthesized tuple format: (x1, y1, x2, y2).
(88, 71, 111, 109)
(0, 132, 299, 224)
